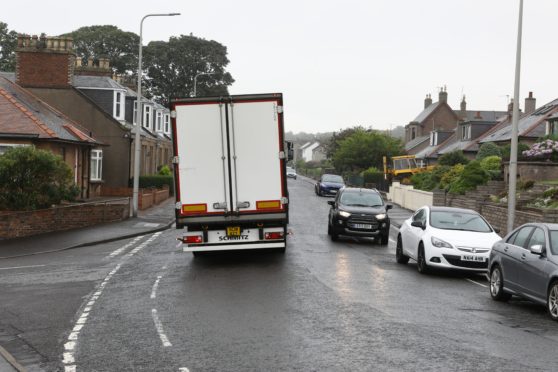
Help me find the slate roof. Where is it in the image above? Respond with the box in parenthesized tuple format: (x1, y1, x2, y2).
(0, 77, 100, 145)
(413, 102, 441, 123)
(73, 75, 127, 90)
(480, 99, 558, 143)
(459, 110, 508, 122)
(405, 135, 429, 151)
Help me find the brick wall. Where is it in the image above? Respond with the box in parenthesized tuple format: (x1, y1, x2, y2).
(0, 199, 129, 239)
(101, 186, 169, 210)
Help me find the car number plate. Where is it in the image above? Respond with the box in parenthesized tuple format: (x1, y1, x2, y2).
(351, 223, 372, 229)
(461, 255, 485, 262)
(226, 226, 241, 237)
(331, 190, 338, 193)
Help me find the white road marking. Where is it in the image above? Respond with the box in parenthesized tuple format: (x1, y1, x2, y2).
(179, 368, 190, 372)
(466, 278, 488, 288)
(390, 225, 400, 231)
(389, 238, 396, 244)
(108, 236, 144, 258)
(151, 276, 163, 299)
(0, 264, 46, 270)
(62, 232, 163, 369)
(175, 241, 182, 249)
(152, 309, 172, 347)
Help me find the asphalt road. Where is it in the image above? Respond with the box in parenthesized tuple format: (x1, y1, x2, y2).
(2, 178, 558, 371)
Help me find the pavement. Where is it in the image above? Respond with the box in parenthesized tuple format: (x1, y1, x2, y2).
(0, 197, 176, 260)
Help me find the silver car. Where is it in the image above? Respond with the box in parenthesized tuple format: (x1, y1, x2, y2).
(488, 223, 558, 321)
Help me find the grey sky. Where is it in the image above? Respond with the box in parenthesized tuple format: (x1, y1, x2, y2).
(3, 0, 557, 134)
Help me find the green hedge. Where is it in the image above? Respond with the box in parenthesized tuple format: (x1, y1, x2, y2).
(131, 175, 175, 195)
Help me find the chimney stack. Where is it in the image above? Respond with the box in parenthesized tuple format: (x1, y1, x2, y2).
(524, 91, 536, 115)
(16, 34, 75, 89)
(439, 86, 448, 103)
(424, 94, 432, 109)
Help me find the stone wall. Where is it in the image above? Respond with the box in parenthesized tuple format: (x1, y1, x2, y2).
(504, 161, 558, 183)
(0, 198, 130, 239)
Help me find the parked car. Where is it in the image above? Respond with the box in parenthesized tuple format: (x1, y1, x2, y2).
(396, 206, 501, 274)
(488, 223, 558, 321)
(327, 187, 392, 245)
(286, 166, 297, 179)
(315, 174, 345, 196)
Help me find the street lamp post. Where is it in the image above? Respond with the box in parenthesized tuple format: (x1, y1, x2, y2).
(132, 12, 180, 217)
(193, 72, 215, 97)
(507, 0, 523, 233)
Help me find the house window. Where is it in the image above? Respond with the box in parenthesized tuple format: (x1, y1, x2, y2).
(0, 143, 29, 155)
(113, 91, 125, 120)
(90, 149, 103, 181)
(430, 132, 438, 146)
(164, 114, 170, 134)
(143, 105, 152, 130)
(547, 121, 558, 136)
(461, 125, 471, 140)
(411, 127, 416, 140)
(156, 111, 163, 132)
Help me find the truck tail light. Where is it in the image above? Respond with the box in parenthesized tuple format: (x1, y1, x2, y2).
(264, 231, 284, 240)
(184, 235, 203, 244)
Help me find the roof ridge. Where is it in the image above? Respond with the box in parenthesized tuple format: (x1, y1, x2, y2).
(0, 86, 57, 138)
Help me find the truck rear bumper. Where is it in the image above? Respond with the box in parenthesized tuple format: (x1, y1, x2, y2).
(184, 241, 285, 252)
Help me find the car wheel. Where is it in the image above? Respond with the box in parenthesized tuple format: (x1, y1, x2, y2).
(330, 226, 339, 242)
(548, 281, 558, 321)
(395, 235, 409, 264)
(417, 243, 429, 274)
(379, 233, 389, 245)
(489, 265, 511, 302)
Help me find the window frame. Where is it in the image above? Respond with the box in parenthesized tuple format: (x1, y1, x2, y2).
(90, 149, 103, 181)
(156, 110, 163, 132)
(143, 105, 152, 130)
(164, 114, 170, 134)
(113, 91, 125, 120)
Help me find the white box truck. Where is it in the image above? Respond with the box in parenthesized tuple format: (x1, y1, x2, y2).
(170, 93, 289, 255)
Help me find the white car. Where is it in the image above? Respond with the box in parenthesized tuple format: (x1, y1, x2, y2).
(396, 206, 501, 274)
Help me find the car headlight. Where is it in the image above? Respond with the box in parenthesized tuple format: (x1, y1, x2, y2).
(431, 236, 453, 249)
(375, 213, 386, 220)
(339, 211, 351, 218)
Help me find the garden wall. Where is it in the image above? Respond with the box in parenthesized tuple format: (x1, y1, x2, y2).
(101, 185, 170, 210)
(387, 182, 433, 211)
(504, 161, 558, 183)
(0, 198, 130, 239)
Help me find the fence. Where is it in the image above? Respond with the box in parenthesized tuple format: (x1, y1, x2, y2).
(0, 198, 130, 240)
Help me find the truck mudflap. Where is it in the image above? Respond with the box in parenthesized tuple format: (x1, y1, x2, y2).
(179, 226, 286, 252)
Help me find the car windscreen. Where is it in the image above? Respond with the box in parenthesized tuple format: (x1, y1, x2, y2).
(340, 192, 383, 207)
(549, 230, 558, 255)
(322, 175, 343, 183)
(429, 211, 492, 232)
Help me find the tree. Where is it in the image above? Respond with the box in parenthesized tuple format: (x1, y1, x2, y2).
(325, 126, 366, 159)
(63, 25, 140, 75)
(143, 35, 234, 104)
(0, 22, 17, 72)
(0, 147, 79, 210)
(332, 129, 404, 172)
(438, 150, 469, 166)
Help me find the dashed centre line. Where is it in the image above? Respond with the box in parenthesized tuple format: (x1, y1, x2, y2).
(62, 232, 163, 371)
(151, 276, 163, 299)
(151, 309, 172, 347)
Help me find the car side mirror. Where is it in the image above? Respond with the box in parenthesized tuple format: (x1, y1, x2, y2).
(411, 221, 425, 230)
(530, 244, 544, 255)
(386, 204, 393, 210)
(327, 201, 335, 206)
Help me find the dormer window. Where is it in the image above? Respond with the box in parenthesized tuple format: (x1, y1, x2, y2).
(164, 114, 170, 134)
(113, 91, 125, 120)
(461, 125, 471, 140)
(546, 120, 558, 136)
(156, 111, 163, 132)
(133, 101, 138, 125)
(430, 131, 438, 146)
(143, 105, 152, 130)
(411, 126, 416, 140)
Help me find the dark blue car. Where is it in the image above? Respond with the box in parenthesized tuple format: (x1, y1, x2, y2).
(315, 174, 345, 196)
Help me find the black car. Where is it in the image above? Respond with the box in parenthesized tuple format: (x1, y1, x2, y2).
(315, 174, 345, 196)
(327, 187, 392, 245)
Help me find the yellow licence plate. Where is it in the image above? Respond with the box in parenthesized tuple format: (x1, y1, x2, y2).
(227, 226, 241, 236)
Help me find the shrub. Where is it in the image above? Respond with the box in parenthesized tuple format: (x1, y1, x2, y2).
(438, 150, 470, 166)
(439, 164, 465, 190)
(518, 179, 535, 191)
(480, 155, 502, 180)
(448, 161, 489, 194)
(431, 165, 450, 185)
(138, 175, 174, 195)
(476, 142, 502, 160)
(543, 187, 558, 199)
(158, 165, 172, 176)
(361, 167, 383, 185)
(410, 171, 437, 191)
(500, 143, 530, 161)
(0, 146, 79, 210)
(522, 139, 558, 162)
